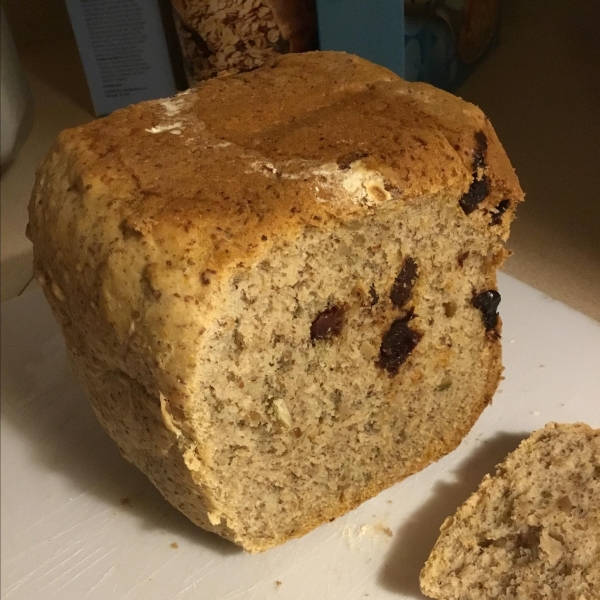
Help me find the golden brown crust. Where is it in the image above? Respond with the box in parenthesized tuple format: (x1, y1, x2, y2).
(51, 51, 522, 263)
(29, 51, 522, 552)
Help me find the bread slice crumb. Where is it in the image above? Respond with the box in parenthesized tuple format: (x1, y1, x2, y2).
(420, 422, 600, 600)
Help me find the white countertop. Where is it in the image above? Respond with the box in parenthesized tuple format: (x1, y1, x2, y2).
(1, 0, 599, 320)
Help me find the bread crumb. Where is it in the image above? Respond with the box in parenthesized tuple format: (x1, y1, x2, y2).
(342, 522, 393, 548)
(170, 542, 179, 549)
(539, 529, 563, 566)
(207, 511, 221, 526)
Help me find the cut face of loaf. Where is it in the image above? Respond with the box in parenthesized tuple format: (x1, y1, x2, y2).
(28, 52, 523, 552)
(420, 423, 600, 600)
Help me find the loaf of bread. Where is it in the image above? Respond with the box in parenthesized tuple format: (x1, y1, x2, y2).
(420, 423, 600, 599)
(28, 51, 523, 552)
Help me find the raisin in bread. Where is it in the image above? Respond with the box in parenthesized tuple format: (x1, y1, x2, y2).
(420, 423, 600, 600)
(28, 51, 523, 552)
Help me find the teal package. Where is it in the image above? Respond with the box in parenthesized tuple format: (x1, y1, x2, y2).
(316, 0, 498, 92)
(404, 16, 459, 89)
(316, 0, 405, 78)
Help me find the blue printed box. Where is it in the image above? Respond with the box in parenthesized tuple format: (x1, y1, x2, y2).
(317, 0, 500, 91)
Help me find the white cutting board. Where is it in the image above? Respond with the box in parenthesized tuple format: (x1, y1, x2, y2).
(2, 273, 599, 600)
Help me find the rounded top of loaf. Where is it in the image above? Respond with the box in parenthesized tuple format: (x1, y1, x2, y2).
(40, 51, 522, 270)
